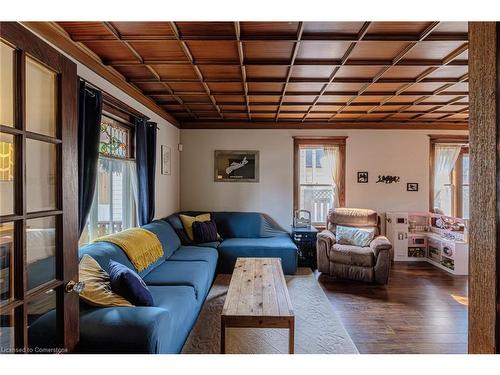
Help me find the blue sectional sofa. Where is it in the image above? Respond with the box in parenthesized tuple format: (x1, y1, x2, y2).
(76, 212, 297, 353)
(164, 211, 298, 274)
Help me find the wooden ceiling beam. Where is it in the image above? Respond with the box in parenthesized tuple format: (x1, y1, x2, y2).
(299, 22, 372, 121)
(406, 95, 468, 121)
(169, 21, 223, 118)
(276, 22, 305, 120)
(100, 22, 197, 120)
(70, 33, 468, 43)
(131, 77, 468, 85)
(158, 100, 468, 107)
(234, 21, 251, 120)
(180, 120, 468, 130)
(106, 59, 468, 67)
(362, 45, 469, 119)
(169, 109, 467, 115)
(143, 90, 468, 97)
(329, 22, 442, 121)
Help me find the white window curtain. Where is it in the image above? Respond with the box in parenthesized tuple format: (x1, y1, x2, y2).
(434, 144, 461, 214)
(322, 146, 340, 208)
(127, 160, 139, 225)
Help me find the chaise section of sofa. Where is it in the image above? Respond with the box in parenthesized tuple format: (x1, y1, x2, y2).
(163, 211, 298, 274)
(78, 219, 218, 354)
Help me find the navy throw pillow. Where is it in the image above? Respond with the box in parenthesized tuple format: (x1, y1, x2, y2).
(108, 260, 154, 306)
(192, 220, 218, 243)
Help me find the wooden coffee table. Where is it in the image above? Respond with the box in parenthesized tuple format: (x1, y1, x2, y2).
(221, 257, 295, 354)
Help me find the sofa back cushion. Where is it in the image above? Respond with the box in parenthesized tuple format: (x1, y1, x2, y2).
(327, 208, 379, 236)
(79, 241, 135, 275)
(141, 220, 180, 259)
(79, 220, 181, 279)
(165, 211, 287, 240)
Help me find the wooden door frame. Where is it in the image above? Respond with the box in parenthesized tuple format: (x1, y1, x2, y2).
(293, 136, 347, 229)
(0, 22, 79, 352)
(468, 21, 499, 354)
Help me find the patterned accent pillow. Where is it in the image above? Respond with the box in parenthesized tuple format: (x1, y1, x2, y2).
(192, 220, 219, 243)
(79, 255, 132, 307)
(336, 225, 375, 247)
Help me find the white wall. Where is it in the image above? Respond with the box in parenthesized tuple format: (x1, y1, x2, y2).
(180, 129, 468, 231)
(26, 26, 181, 219)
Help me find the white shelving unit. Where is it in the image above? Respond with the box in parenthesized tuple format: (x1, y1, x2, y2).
(386, 211, 468, 275)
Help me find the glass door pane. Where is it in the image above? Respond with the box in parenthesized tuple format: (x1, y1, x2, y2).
(26, 139, 57, 213)
(27, 288, 58, 351)
(0, 41, 15, 127)
(26, 216, 56, 290)
(25, 57, 57, 137)
(0, 133, 15, 216)
(0, 310, 15, 353)
(0, 222, 14, 304)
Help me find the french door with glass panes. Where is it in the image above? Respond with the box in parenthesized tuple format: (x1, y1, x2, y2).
(0, 22, 79, 353)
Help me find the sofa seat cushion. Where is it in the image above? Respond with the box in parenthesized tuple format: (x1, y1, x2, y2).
(217, 236, 297, 274)
(79, 305, 174, 353)
(142, 260, 212, 300)
(80, 285, 198, 354)
(330, 244, 375, 267)
(195, 241, 220, 249)
(169, 246, 218, 273)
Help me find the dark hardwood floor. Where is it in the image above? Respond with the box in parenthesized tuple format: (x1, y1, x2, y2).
(317, 262, 468, 354)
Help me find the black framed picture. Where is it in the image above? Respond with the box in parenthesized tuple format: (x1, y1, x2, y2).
(357, 171, 368, 183)
(407, 182, 419, 192)
(214, 150, 259, 182)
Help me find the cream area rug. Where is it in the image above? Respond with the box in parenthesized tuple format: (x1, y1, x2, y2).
(182, 268, 359, 354)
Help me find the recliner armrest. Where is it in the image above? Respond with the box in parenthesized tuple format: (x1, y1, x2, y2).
(370, 235, 392, 257)
(317, 230, 336, 247)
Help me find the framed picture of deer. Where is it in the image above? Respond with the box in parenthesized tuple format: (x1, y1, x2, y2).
(214, 150, 260, 182)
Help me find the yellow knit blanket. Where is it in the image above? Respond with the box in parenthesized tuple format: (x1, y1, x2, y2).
(94, 228, 163, 272)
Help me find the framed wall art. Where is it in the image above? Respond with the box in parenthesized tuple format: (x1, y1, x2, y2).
(214, 150, 259, 182)
(161, 145, 171, 175)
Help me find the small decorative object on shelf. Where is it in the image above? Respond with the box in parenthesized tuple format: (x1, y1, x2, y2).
(291, 226, 318, 269)
(293, 209, 311, 228)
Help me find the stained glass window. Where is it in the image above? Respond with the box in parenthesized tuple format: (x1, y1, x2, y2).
(99, 120, 130, 159)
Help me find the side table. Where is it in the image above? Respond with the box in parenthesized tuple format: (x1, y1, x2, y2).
(290, 226, 318, 269)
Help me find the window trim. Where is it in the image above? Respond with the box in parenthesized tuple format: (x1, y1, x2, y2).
(429, 134, 469, 217)
(293, 136, 347, 228)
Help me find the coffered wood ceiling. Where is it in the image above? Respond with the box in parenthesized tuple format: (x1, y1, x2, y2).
(55, 21, 469, 128)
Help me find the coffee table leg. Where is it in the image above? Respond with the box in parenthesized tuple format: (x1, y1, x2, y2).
(289, 317, 295, 354)
(221, 316, 226, 354)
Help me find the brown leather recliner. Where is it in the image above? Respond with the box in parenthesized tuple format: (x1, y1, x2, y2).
(317, 208, 393, 284)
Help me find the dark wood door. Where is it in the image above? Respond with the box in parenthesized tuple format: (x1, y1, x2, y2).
(0, 22, 79, 353)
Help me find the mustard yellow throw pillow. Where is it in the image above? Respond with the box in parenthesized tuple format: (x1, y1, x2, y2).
(79, 254, 132, 307)
(179, 213, 211, 242)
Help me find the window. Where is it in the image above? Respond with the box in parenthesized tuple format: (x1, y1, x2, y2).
(294, 137, 346, 226)
(430, 136, 469, 219)
(79, 116, 136, 244)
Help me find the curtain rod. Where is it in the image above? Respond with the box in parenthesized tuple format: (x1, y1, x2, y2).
(79, 77, 151, 122)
